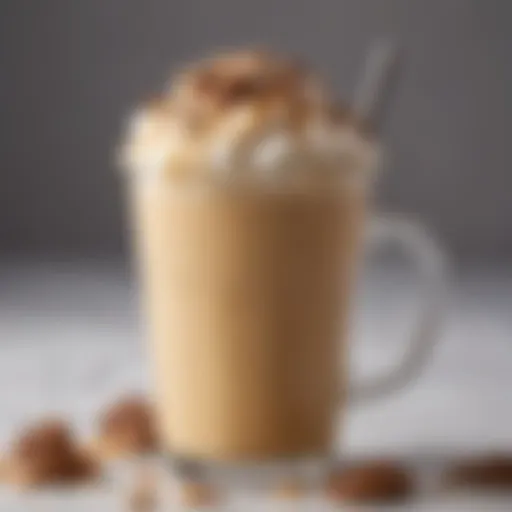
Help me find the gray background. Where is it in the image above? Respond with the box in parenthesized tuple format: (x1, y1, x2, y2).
(0, 0, 510, 261)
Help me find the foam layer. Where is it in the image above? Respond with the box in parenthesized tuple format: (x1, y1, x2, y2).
(119, 49, 378, 183)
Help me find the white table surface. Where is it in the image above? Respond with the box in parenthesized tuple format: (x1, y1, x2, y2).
(0, 259, 511, 511)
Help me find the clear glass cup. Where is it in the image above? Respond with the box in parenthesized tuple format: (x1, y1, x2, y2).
(125, 167, 446, 508)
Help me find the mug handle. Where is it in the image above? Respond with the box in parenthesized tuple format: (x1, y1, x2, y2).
(349, 214, 447, 404)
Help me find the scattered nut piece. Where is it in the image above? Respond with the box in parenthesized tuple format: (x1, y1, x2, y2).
(96, 395, 158, 459)
(327, 461, 413, 504)
(5, 419, 99, 488)
(444, 455, 512, 491)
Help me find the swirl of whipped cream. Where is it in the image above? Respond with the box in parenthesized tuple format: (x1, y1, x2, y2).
(119, 49, 378, 183)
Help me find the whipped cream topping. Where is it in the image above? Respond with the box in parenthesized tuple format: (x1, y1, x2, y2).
(119, 49, 378, 183)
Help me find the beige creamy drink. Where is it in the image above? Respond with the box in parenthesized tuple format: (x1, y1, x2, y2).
(120, 49, 377, 461)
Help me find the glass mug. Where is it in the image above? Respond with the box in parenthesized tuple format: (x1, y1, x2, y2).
(127, 170, 446, 489)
